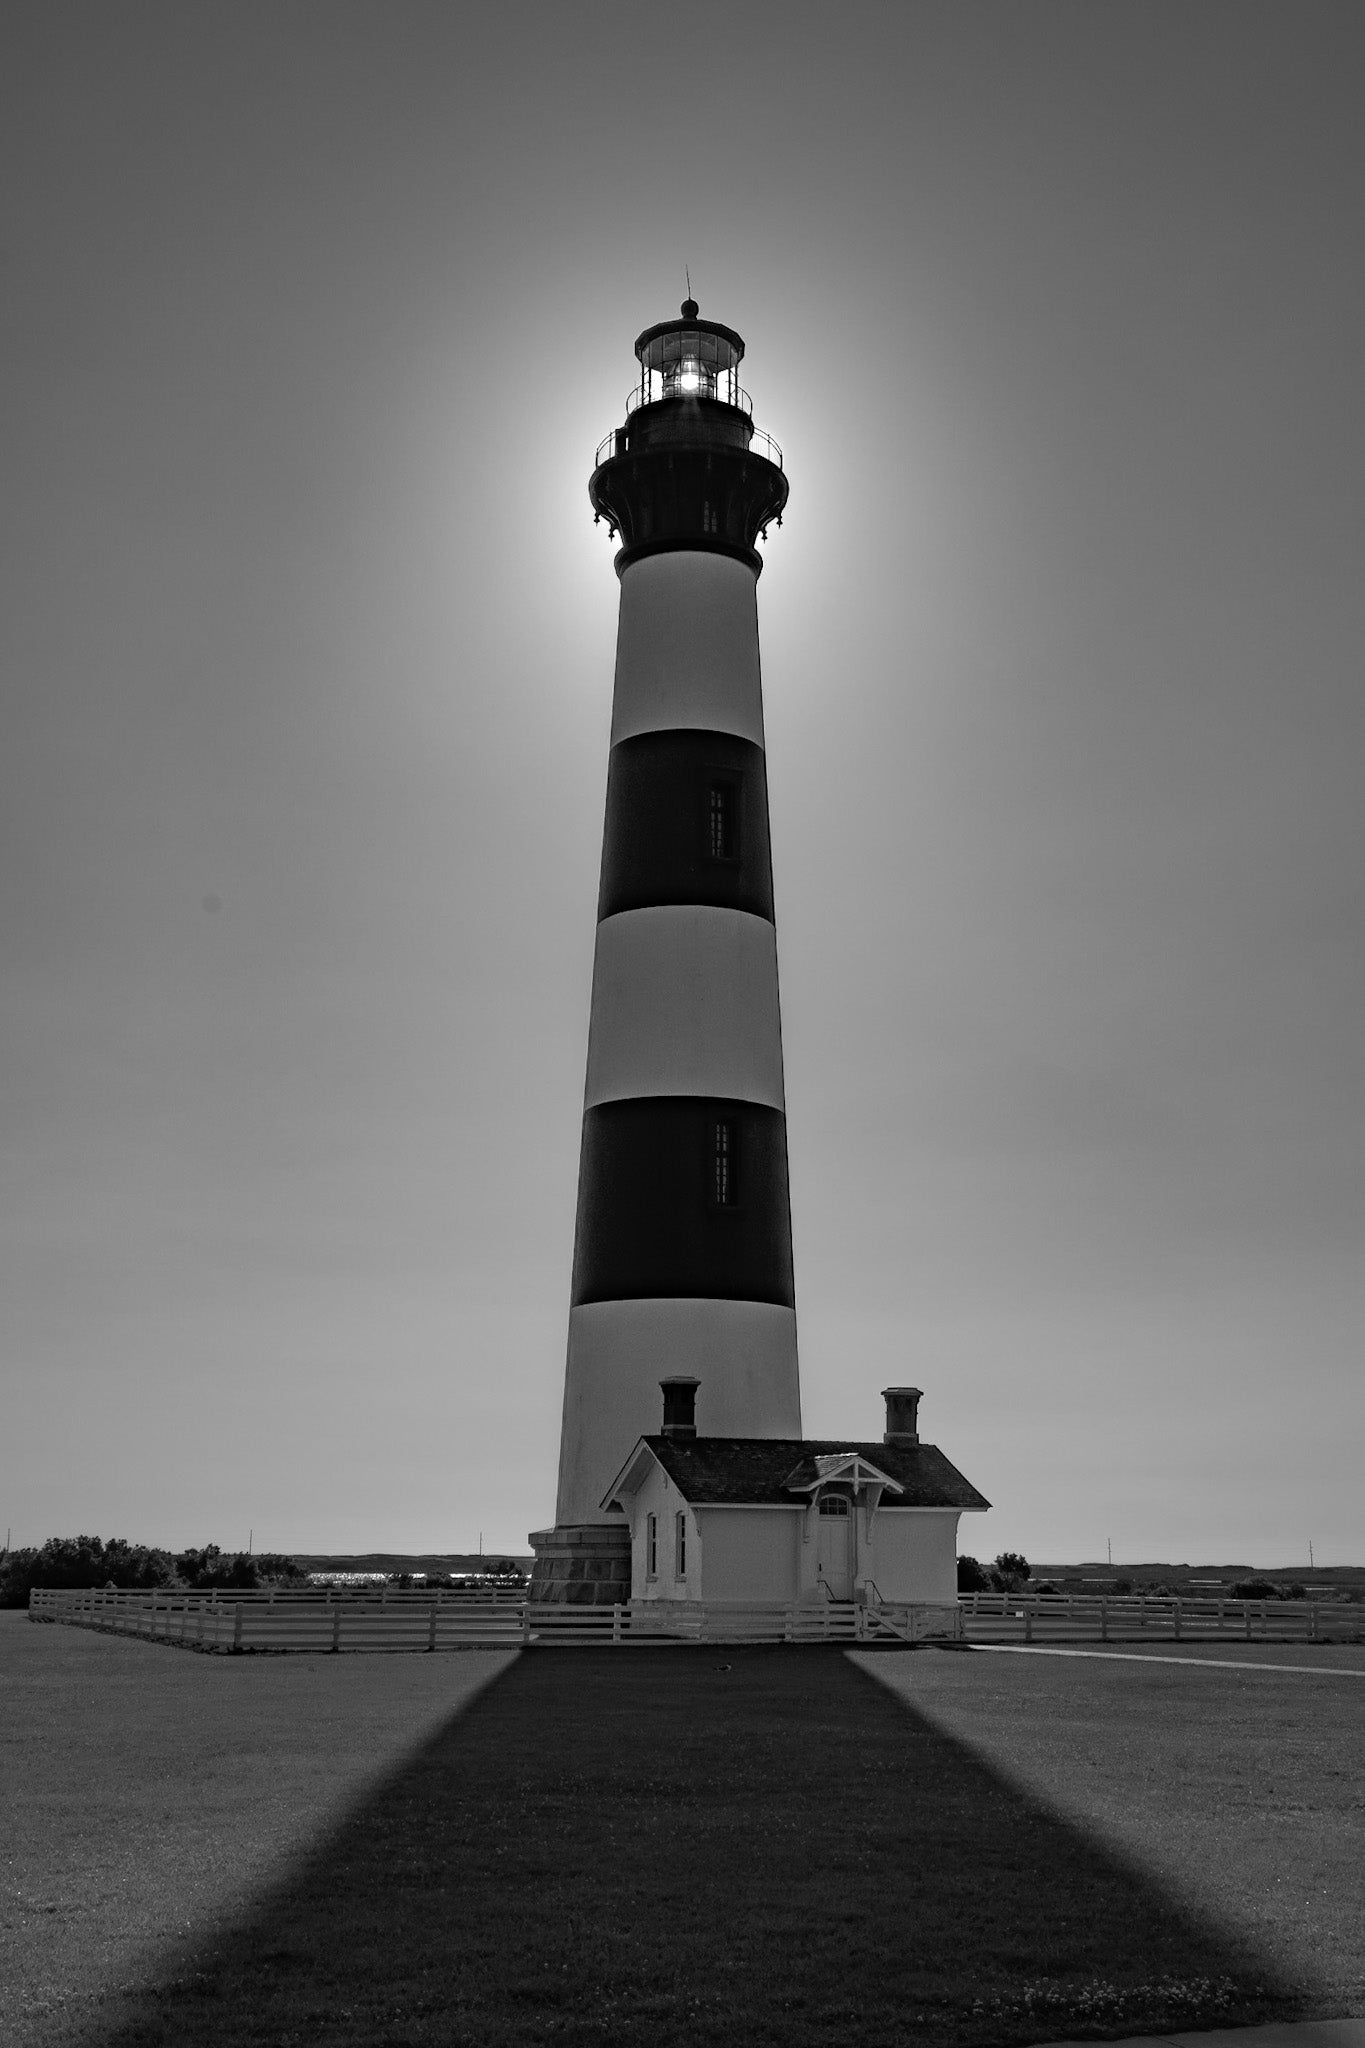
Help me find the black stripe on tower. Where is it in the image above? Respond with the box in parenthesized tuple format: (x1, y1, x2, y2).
(598, 730, 774, 922)
(571, 1098, 795, 1308)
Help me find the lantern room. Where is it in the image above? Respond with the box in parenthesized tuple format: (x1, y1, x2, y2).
(631, 297, 747, 411)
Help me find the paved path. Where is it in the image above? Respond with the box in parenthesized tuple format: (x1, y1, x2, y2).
(1036, 2022, 1365, 2048)
(967, 1645, 1365, 1677)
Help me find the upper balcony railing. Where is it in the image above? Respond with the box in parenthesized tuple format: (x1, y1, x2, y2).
(595, 419, 784, 472)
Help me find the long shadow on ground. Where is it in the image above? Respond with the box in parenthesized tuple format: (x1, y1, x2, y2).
(89, 1648, 1313, 2048)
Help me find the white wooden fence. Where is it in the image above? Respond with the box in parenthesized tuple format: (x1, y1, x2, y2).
(958, 1589, 1364, 1644)
(34, 1586, 1356, 1652)
(27, 1587, 962, 1652)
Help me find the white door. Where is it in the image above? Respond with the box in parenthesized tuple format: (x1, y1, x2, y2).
(817, 1497, 854, 1598)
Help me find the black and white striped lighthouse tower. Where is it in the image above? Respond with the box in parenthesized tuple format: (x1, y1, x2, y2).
(529, 301, 801, 1601)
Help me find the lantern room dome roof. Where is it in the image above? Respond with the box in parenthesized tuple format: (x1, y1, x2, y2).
(634, 301, 745, 375)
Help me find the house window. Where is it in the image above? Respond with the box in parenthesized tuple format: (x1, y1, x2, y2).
(647, 1512, 658, 1578)
(712, 1118, 737, 1207)
(818, 1495, 850, 1517)
(707, 779, 739, 861)
(675, 1512, 687, 1579)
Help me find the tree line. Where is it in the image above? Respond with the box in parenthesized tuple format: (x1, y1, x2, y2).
(1, 1535, 308, 1607)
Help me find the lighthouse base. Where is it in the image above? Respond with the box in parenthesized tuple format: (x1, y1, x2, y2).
(527, 1523, 632, 1606)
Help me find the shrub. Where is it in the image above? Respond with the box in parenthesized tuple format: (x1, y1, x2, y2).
(175, 1545, 307, 1590)
(1231, 1577, 1279, 1601)
(992, 1551, 1030, 1590)
(957, 1555, 991, 1592)
(0, 1549, 39, 1608)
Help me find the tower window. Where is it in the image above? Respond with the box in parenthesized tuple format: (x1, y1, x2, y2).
(712, 1118, 737, 1207)
(708, 778, 740, 861)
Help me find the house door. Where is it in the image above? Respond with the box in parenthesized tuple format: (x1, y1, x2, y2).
(817, 1496, 854, 1598)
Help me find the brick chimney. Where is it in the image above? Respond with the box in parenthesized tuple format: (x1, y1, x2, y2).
(882, 1386, 922, 1447)
(660, 1376, 700, 1440)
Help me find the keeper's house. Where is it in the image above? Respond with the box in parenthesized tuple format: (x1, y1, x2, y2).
(601, 1381, 988, 1609)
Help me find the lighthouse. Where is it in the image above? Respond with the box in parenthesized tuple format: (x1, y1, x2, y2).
(529, 300, 802, 1602)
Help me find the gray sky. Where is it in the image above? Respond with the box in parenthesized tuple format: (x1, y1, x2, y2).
(4, 2, 1362, 1565)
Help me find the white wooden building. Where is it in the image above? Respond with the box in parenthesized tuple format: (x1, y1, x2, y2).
(601, 1382, 988, 1610)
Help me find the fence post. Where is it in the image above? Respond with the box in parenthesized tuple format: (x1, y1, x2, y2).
(232, 1604, 244, 1652)
(332, 1606, 342, 1654)
(427, 1604, 437, 1652)
(1245, 1603, 1253, 1641)
(1099, 1601, 1108, 1642)
(1024, 1607, 1033, 1643)
(1172, 1601, 1181, 1641)
(1309, 1605, 1318, 1641)
(521, 1605, 531, 1645)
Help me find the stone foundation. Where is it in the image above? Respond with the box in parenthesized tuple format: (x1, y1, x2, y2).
(527, 1522, 632, 1605)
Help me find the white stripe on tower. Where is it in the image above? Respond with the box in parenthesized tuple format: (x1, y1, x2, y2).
(584, 906, 785, 1111)
(610, 552, 767, 747)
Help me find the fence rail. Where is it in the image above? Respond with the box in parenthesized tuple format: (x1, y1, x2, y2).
(957, 1589, 1364, 1645)
(28, 1588, 962, 1653)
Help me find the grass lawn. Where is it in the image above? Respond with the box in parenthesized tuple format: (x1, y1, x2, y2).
(4, 1615, 1362, 2048)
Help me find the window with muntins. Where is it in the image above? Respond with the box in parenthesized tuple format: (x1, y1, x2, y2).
(647, 1512, 658, 1577)
(713, 1118, 736, 1207)
(818, 1495, 850, 1517)
(707, 779, 739, 861)
(675, 1512, 686, 1578)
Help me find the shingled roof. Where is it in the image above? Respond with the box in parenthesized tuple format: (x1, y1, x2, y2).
(635, 1437, 990, 1511)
